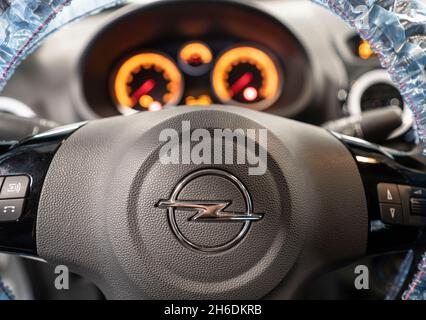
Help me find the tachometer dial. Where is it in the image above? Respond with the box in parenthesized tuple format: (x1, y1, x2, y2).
(212, 45, 282, 110)
(113, 52, 183, 114)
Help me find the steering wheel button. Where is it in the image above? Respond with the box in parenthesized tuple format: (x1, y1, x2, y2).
(410, 198, 426, 217)
(377, 183, 401, 204)
(0, 176, 29, 199)
(410, 187, 426, 198)
(0, 199, 24, 222)
(380, 204, 403, 224)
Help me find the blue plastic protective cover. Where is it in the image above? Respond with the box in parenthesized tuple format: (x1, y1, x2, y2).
(402, 252, 426, 300)
(0, 276, 14, 300)
(313, 0, 426, 145)
(0, 0, 124, 92)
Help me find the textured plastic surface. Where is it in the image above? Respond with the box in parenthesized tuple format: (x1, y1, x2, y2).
(36, 106, 368, 299)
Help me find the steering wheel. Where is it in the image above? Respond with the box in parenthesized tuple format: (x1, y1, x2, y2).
(0, 0, 425, 299)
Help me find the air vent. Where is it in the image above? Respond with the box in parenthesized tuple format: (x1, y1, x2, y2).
(360, 83, 403, 112)
(347, 69, 412, 139)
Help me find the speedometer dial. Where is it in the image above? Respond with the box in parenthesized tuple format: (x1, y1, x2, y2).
(212, 45, 282, 111)
(113, 52, 183, 114)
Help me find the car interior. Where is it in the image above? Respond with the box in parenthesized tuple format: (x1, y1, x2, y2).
(0, 0, 425, 300)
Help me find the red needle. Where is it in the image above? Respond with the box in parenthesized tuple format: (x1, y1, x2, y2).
(230, 72, 253, 97)
(131, 79, 156, 104)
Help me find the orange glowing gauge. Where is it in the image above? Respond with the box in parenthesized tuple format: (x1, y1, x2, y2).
(179, 41, 212, 76)
(212, 45, 282, 111)
(180, 41, 212, 66)
(113, 52, 183, 114)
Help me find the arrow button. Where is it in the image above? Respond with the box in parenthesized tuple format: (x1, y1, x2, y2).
(377, 183, 401, 204)
(380, 204, 403, 225)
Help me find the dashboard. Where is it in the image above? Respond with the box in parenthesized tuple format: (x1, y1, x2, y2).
(0, 0, 411, 135)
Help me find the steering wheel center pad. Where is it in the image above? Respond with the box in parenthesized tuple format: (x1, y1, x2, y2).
(36, 106, 367, 299)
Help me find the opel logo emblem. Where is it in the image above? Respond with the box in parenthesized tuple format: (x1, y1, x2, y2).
(156, 169, 263, 253)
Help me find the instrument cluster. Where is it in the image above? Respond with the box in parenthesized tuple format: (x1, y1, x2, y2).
(78, 1, 312, 119)
(112, 42, 283, 114)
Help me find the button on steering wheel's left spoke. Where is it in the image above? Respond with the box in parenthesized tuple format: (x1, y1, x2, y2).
(0, 123, 85, 257)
